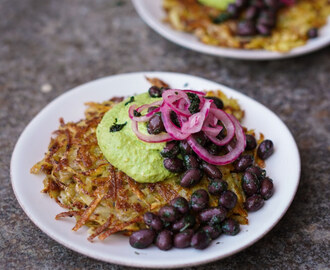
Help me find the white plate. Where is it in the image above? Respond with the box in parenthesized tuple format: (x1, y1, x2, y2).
(11, 72, 300, 268)
(132, 0, 330, 60)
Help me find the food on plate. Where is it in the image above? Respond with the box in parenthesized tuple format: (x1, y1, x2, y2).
(162, 0, 330, 52)
(31, 77, 275, 250)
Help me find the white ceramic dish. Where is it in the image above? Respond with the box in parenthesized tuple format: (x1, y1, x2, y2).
(132, 0, 330, 60)
(11, 72, 300, 268)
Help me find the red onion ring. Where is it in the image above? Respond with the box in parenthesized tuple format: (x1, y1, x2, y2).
(187, 114, 246, 165)
(128, 101, 162, 122)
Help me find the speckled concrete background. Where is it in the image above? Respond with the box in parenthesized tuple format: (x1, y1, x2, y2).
(1, 0, 329, 269)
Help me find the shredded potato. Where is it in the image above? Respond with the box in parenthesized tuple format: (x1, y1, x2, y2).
(31, 78, 261, 241)
(162, 0, 330, 52)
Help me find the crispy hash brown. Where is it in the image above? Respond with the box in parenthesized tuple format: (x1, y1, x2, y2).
(163, 0, 330, 52)
(31, 78, 261, 241)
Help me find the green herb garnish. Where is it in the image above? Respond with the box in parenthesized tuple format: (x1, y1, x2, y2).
(124, 96, 135, 106)
(213, 13, 231, 24)
(187, 92, 200, 114)
(110, 118, 127, 132)
(133, 110, 141, 117)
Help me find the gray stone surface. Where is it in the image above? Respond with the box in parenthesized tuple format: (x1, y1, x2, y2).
(1, 0, 329, 269)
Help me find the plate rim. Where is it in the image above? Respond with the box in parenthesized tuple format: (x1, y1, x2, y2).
(132, 0, 330, 60)
(10, 71, 301, 268)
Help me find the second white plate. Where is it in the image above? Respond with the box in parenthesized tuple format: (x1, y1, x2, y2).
(11, 72, 300, 268)
(132, 0, 330, 60)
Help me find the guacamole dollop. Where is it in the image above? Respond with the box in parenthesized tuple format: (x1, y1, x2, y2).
(198, 0, 235, 9)
(96, 93, 174, 183)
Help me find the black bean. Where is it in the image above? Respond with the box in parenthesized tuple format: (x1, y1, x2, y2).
(148, 86, 162, 98)
(155, 230, 173, 251)
(180, 168, 203, 188)
(246, 166, 266, 180)
(205, 96, 224, 110)
(163, 158, 185, 173)
(264, 0, 279, 8)
(245, 194, 264, 211)
(183, 155, 199, 169)
(191, 231, 212, 250)
(147, 113, 165, 134)
(190, 189, 209, 212)
(242, 171, 260, 196)
(244, 6, 258, 20)
(257, 11, 276, 27)
(221, 219, 240, 236)
(201, 162, 222, 179)
(260, 177, 274, 200)
(159, 205, 179, 223)
(257, 140, 274, 160)
(307, 28, 318, 39)
(173, 229, 194, 248)
(147, 106, 158, 113)
(201, 224, 222, 239)
(172, 214, 196, 231)
(151, 216, 164, 231)
(179, 140, 194, 155)
(257, 23, 272, 36)
(218, 191, 238, 210)
(237, 20, 257, 36)
(129, 229, 155, 249)
(198, 206, 227, 224)
(170, 197, 190, 215)
(170, 111, 181, 127)
(250, 0, 265, 8)
(235, 0, 248, 9)
(208, 179, 228, 196)
(227, 3, 239, 18)
(161, 141, 180, 158)
(245, 134, 257, 151)
(193, 132, 208, 146)
(234, 155, 254, 172)
(143, 212, 155, 226)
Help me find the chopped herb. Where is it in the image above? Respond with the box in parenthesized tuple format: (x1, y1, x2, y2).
(109, 118, 127, 132)
(134, 251, 140, 255)
(124, 96, 134, 106)
(213, 13, 231, 24)
(133, 110, 141, 117)
(183, 82, 189, 87)
(187, 92, 200, 114)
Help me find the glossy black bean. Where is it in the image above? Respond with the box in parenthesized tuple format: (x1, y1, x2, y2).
(159, 205, 179, 223)
(201, 224, 222, 239)
(235, 0, 248, 9)
(198, 206, 227, 224)
(221, 219, 240, 236)
(205, 96, 224, 110)
(148, 86, 162, 98)
(193, 132, 208, 146)
(246, 166, 266, 180)
(170, 110, 181, 127)
(179, 140, 194, 155)
(264, 0, 279, 8)
(147, 113, 165, 134)
(257, 11, 276, 27)
(143, 212, 155, 226)
(161, 141, 180, 158)
(245, 194, 264, 211)
(257, 140, 274, 160)
(151, 216, 164, 231)
(172, 214, 196, 231)
(250, 0, 265, 8)
(260, 177, 274, 200)
(190, 189, 209, 212)
(218, 191, 238, 210)
(129, 229, 156, 249)
(173, 229, 194, 248)
(208, 179, 228, 196)
(201, 162, 222, 179)
(242, 172, 260, 196)
(227, 3, 239, 18)
(307, 28, 318, 39)
(244, 6, 258, 20)
(155, 230, 173, 251)
(170, 197, 189, 215)
(191, 231, 212, 250)
(237, 20, 257, 36)
(180, 168, 203, 188)
(235, 155, 254, 172)
(245, 134, 257, 151)
(163, 158, 185, 173)
(183, 155, 199, 169)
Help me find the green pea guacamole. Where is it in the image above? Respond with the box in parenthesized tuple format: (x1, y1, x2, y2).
(96, 93, 174, 183)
